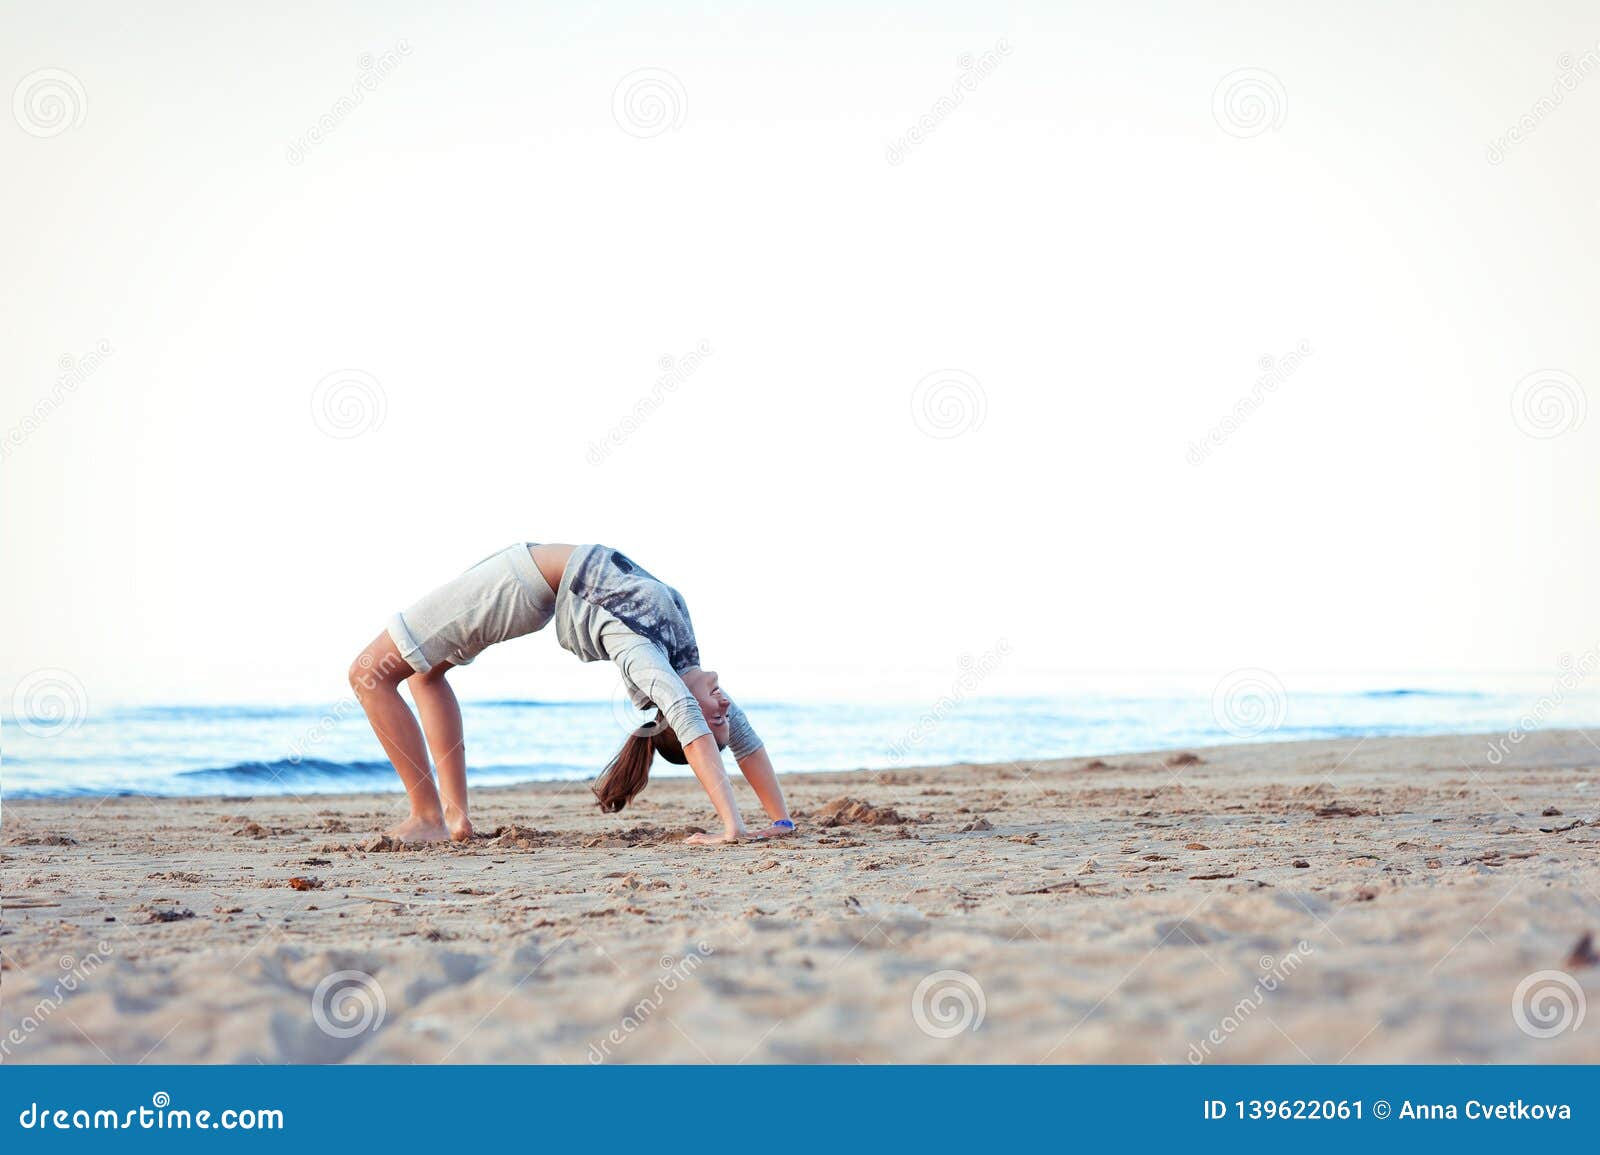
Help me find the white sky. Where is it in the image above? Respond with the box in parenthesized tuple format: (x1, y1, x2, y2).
(4, 2, 1600, 708)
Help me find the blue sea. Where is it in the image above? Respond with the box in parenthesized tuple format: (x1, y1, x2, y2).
(5, 677, 1599, 799)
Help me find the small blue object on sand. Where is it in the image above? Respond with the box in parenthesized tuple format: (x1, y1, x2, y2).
(774, 819, 794, 829)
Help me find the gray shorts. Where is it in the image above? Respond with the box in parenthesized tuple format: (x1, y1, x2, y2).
(386, 543, 556, 674)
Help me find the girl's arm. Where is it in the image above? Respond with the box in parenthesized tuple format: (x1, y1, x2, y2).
(602, 628, 751, 844)
(736, 746, 793, 836)
(683, 733, 750, 844)
(723, 703, 792, 837)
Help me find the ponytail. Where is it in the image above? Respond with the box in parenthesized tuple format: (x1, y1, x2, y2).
(593, 731, 656, 813)
(590, 712, 706, 812)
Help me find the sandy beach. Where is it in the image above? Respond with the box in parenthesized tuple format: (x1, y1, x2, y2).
(3, 730, 1598, 1064)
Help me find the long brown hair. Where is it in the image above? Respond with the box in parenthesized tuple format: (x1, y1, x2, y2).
(591, 713, 698, 813)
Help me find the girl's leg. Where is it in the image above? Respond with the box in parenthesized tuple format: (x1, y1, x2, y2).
(409, 666, 472, 840)
(349, 632, 450, 843)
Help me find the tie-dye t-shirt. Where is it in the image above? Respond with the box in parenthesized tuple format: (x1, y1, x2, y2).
(556, 545, 700, 670)
(554, 544, 762, 757)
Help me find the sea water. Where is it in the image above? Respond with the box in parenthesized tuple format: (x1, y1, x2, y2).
(6, 680, 1598, 799)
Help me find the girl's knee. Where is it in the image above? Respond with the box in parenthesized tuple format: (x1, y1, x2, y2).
(350, 634, 410, 695)
(348, 654, 381, 695)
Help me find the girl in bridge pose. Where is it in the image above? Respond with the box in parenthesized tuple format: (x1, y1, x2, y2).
(348, 543, 793, 846)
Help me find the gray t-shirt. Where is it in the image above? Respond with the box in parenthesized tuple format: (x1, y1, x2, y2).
(555, 544, 763, 759)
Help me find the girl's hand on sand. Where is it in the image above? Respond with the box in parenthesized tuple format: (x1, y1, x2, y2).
(749, 822, 796, 839)
(686, 829, 745, 846)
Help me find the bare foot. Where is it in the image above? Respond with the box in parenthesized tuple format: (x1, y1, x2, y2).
(386, 814, 450, 843)
(448, 817, 475, 842)
(686, 829, 744, 846)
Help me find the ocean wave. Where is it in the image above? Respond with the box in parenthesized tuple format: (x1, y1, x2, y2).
(177, 758, 397, 783)
(1358, 689, 1484, 700)
(174, 758, 588, 788)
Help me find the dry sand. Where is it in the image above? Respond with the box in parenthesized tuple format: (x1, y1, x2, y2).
(3, 730, 1599, 1063)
